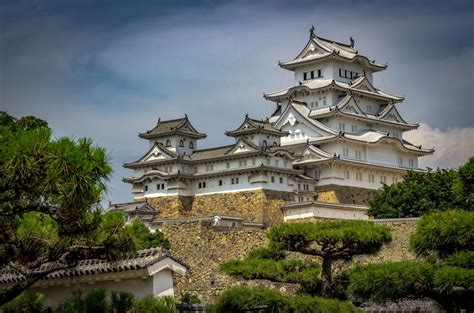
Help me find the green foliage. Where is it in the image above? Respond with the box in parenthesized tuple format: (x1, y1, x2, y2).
(221, 258, 321, 293)
(368, 168, 469, 218)
(268, 221, 391, 258)
(0, 292, 44, 313)
(433, 266, 474, 294)
(221, 221, 391, 297)
(84, 288, 109, 313)
(127, 219, 171, 250)
(132, 295, 177, 313)
(347, 261, 434, 302)
(110, 291, 135, 313)
(207, 286, 361, 313)
(0, 113, 146, 304)
(444, 251, 474, 268)
(179, 291, 201, 304)
(410, 210, 474, 258)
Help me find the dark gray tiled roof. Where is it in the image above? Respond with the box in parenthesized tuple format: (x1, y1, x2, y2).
(0, 248, 187, 284)
(139, 116, 206, 139)
(226, 115, 288, 137)
(107, 201, 157, 214)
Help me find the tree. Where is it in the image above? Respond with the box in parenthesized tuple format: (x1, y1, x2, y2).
(208, 286, 361, 313)
(348, 210, 474, 312)
(368, 167, 470, 218)
(222, 221, 391, 297)
(0, 113, 165, 305)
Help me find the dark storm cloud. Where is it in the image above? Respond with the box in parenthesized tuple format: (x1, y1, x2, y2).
(1, 0, 473, 204)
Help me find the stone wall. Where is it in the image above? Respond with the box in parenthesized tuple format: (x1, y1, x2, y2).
(163, 219, 418, 304)
(315, 185, 376, 205)
(147, 189, 293, 226)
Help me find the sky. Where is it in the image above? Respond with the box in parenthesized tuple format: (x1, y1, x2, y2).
(1, 0, 473, 205)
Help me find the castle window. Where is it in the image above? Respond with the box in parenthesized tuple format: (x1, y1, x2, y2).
(343, 148, 349, 158)
(279, 177, 283, 184)
(323, 96, 326, 106)
(275, 159, 279, 167)
(252, 158, 256, 165)
(198, 182, 201, 188)
(206, 165, 210, 171)
(189, 141, 194, 149)
(367, 123, 373, 129)
(369, 174, 375, 183)
(144, 185, 148, 191)
(356, 173, 362, 181)
(339, 123, 345, 131)
(226, 162, 230, 169)
(366, 106, 372, 113)
(345, 171, 350, 179)
(262, 140, 268, 148)
(380, 176, 386, 184)
(236, 177, 239, 184)
(351, 125, 358, 132)
(355, 150, 362, 160)
(318, 69, 322, 77)
(271, 176, 275, 183)
(231, 178, 234, 184)
(398, 157, 403, 166)
(298, 196, 304, 202)
(157, 183, 165, 190)
(339, 68, 342, 77)
(219, 180, 223, 186)
(310, 71, 315, 79)
(165, 139, 171, 147)
(266, 159, 270, 165)
(179, 140, 184, 147)
(298, 183, 301, 189)
(303, 72, 308, 80)
(409, 158, 414, 167)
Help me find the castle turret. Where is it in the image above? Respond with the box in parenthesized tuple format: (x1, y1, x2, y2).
(225, 114, 288, 148)
(139, 115, 206, 156)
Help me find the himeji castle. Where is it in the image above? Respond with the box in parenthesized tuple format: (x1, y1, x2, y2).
(111, 27, 433, 224)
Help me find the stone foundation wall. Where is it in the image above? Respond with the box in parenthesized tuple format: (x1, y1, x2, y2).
(315, 185, 376, 205)
(147, 190, 293, 226)
(164, 220, 417, 304)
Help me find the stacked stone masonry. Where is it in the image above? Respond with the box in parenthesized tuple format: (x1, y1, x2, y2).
(146, 189, 294, 226)
(163, 219, 418, 304)
(315, 185, 376, 205)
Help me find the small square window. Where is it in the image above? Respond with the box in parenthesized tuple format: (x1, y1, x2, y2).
(279, 177, 283, 184)
(219, 180, 223, 186)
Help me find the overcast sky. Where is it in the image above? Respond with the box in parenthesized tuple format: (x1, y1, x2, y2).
(1, 0, 473, 205)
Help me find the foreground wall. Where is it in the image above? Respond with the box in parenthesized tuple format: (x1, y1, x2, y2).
(163, 219, 418, 304)
(147, 189, 294, 226)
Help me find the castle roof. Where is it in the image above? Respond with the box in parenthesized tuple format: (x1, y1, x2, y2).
(309, 94, 418, 130)
(278, 28, 387, 72)
(264, 77, 403, 103)
(225, 115, 288, 137)
(139, 115, 206, 140)
(0, 248, 187, 285)
(311, 130, 434, 155)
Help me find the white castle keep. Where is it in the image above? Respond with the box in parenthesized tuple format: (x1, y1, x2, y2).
(116, 27, 433, 222)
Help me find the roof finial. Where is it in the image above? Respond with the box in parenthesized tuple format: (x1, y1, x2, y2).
(245, 113, 249, 119)
(350, 37, 355, 48)
(157, 118, 161, 124)
(184, 113, 188, 119)
(309, 25, 315, 38)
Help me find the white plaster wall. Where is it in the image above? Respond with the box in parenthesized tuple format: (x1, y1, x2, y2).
(294, 62, 334, 82)
(32, 275, 154, 308)
(283, 206, 368, 221)
(153, 270, 175, 297)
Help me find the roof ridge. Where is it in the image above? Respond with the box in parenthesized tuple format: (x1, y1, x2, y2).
(193, 144, 235, 153)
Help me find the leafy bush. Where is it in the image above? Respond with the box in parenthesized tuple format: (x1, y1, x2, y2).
(207, 286, 361, 313)
(444, 251, 474, 268)
(0, 292, 44, 313)
(127, 219, 171, 250)
(433, 266, 474, 293)
(410, 210, 474, 258)
(110, 291, 135, 312)
(347, 261, 434, 302)
(84, 288, 109, 313)
(133, 295, 177, 313)
(179, 291, 201, 304)
(368, 168, 469, 218)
